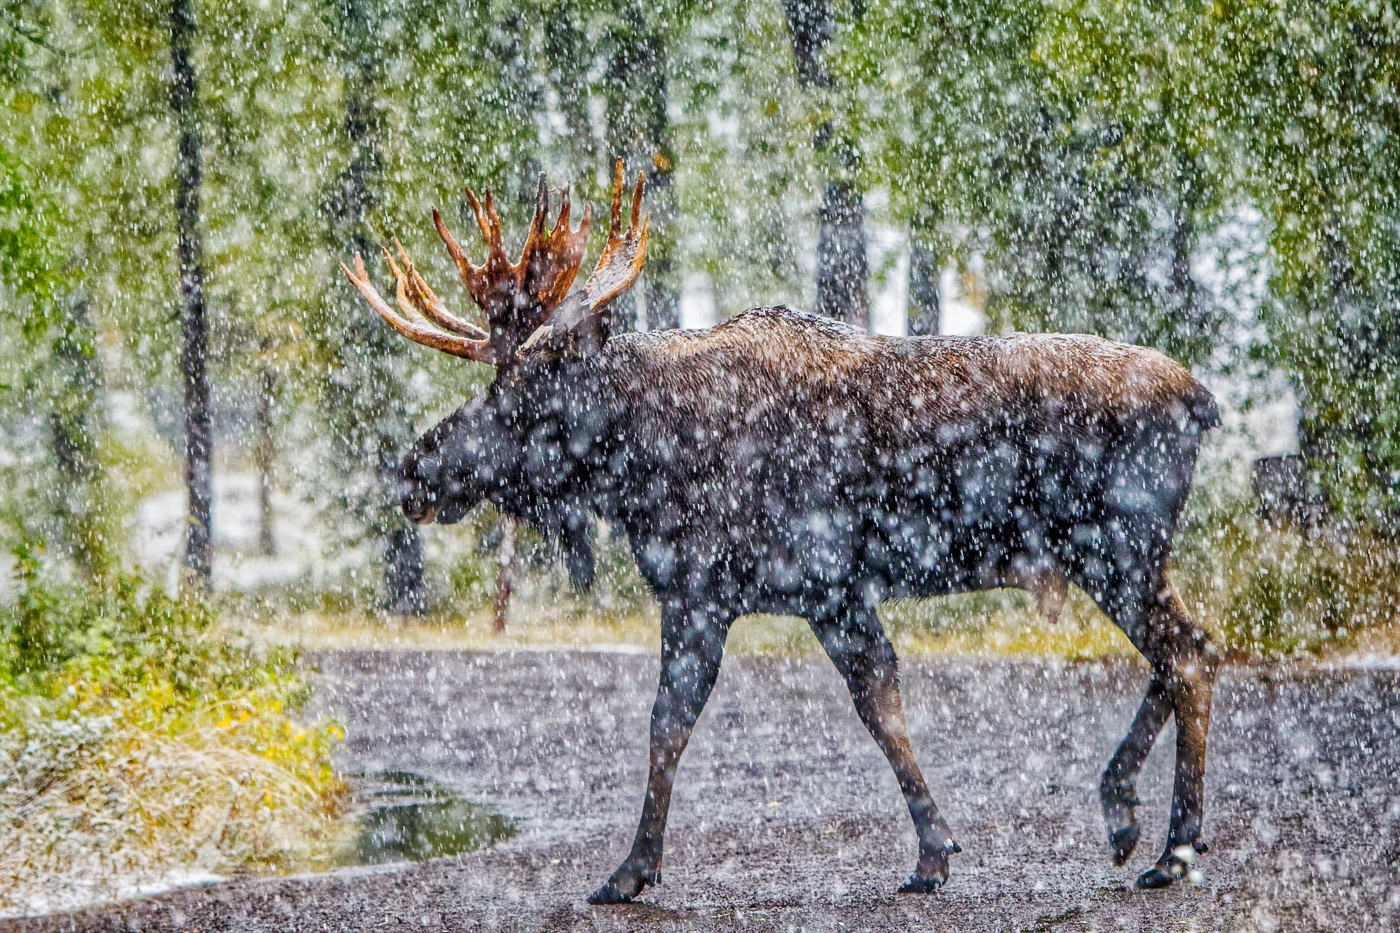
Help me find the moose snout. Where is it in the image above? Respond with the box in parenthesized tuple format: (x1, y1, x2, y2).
(398, 474, 439, 524)
(401, 492, 438, 525)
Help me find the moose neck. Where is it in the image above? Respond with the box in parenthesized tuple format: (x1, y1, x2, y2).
(492, 353, 630, 522)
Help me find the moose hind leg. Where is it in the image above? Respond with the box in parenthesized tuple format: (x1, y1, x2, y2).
(589, 604, 731, 905)
(1136, 584, 1216, 889)
(808, 607, 959, 893)
(1101, 675, 1171, 866)
(1094, 571, 1216, 890)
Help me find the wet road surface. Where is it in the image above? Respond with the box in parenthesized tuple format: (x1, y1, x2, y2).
(14, 650, 1400, 932)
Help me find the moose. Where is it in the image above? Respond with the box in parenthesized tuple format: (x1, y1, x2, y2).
(342, 163, 1221, 902)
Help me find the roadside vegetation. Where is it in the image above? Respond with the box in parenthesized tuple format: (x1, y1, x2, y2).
(0, 550, 345, 915)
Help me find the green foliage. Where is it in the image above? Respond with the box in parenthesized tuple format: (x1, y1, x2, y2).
(1220, 0, 1400, 523)
(0, 554, 345, 910)
(1173, 476, 1400, 656)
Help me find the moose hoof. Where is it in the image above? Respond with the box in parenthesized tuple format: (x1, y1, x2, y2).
(898, 843, 957, 893)
(1135, 841, 1206, 890)
(1110, 824, 1141, 867)
(587, 882, 635, 905)
(587, 868, 659, 905)
(1135, 864, 1178, 889)
(898, 875, 946, 894)
(1100, 776, 1141, 867)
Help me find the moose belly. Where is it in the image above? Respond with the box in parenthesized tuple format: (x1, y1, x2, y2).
(633, 497, 1057, 617)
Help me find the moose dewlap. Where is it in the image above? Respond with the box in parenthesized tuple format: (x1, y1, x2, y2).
(342, 162, 1221, 902)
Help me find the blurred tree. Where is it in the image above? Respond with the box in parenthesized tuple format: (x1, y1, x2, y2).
(845, 0, 1038, 335)
(46, 293, 109, 578)
(600, 0, 679, 330)
(1014, 0, 1231, 368)
(0, 2, 111, 578)
(782, 0, 868, 327)
(323, 0, 427, 614)
(169, 0, 213, 585)
(1222, 0, 1400, 525)
(906, 215, 940, 336)
(851, 0, 1233, 362)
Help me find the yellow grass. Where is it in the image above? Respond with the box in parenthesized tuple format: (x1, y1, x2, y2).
(242, 587, 1141, 662)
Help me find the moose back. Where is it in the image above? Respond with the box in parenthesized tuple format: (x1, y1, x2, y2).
(343, 164, 1221, 902)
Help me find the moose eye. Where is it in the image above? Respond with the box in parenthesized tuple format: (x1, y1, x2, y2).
(405, 453, 439, 481)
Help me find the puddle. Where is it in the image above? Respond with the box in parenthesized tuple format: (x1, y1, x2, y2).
(283, 771, 516, 873)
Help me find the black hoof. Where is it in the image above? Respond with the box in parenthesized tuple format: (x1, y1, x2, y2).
(1110, 824, 1141, 866)
(587, 868, 659, 905)
(587, 883, 634, 905)
(898, 875, 946, 894)
(901, 842, 956, 893)
(1135, 865, 1178, 889)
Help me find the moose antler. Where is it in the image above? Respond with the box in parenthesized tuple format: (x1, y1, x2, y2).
(519, 161, 650, 358)
(342, 161, 647, 365)
(341, 252, 498, 362)
(440, 174, 592, 341)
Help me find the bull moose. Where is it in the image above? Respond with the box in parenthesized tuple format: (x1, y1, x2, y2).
(342, 163, 1221, 902)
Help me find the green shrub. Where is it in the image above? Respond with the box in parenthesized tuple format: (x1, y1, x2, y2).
(0, 551, 346, 914)
(1175, 478, 1400, 657)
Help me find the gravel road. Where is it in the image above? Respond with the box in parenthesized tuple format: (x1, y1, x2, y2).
(13, 650, 1400, 932)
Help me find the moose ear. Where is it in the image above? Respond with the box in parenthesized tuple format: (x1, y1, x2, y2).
(517, 291, 611, 362)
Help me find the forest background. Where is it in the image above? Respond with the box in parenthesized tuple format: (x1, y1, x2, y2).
(1, 0, 1399, 910)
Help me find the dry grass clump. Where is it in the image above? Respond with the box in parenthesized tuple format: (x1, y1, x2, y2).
(0, 558, 346, 916)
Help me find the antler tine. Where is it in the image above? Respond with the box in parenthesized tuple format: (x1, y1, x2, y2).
(463, 187, 494, 247)
(513, 175, 593, 326)
(576, 162, 649, 313)
(608, 159, 625, 237)
(341, 253, 496, 363)
(482, 189, 505, 256)
(556, 184, 572, 233)
(513, 161, 648, 360)
(383, 246, 424, 323)
(391, 237, 491, 340)
(630, 169, 644, 230)
(527, 174, 550, 247)
(433, 208, 482, 292)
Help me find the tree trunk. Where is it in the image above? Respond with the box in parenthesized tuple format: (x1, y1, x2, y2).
(604, 0, 679, 331)
(815, 177, 869, 327)
(49, 293, 107, 579)
(544, 0, 597, 167)
(254, 345, 277, 557)
(907, 237, 941, 336)
(782, 0, 869, 328)
(492, 517, 516, 635)
(335, 0, 427, 615)
(170, 0, 212, 587)
(1165, 142, 1210, 365)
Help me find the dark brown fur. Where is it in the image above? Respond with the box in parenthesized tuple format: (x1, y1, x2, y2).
(406, 305, 1220, 900)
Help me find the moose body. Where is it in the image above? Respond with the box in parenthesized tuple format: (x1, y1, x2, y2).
(344, 166, 1221, 903)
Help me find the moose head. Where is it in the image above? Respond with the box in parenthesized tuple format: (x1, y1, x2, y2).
(341, 161, 649, 586)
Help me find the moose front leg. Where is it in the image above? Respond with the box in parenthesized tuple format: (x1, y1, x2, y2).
(809, 606, 960, 893)
(588, 604, 732, 905)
